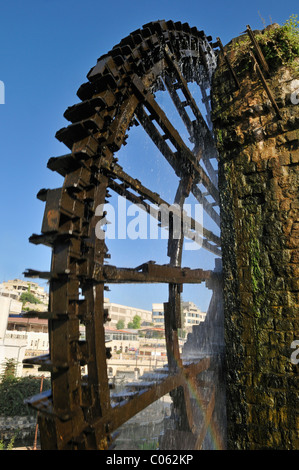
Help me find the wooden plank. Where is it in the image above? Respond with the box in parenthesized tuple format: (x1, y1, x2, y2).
(93, 357, 211, 434)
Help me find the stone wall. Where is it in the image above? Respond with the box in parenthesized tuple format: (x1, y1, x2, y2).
(211, 32, 299, 449)
(0, 416, 37, 444)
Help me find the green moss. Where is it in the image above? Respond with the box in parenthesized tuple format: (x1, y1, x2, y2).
(243, 214, 268, 367)
(216, 128, 223, 145)
(245, 214, 265, 317)
(250, 238, 265, 312)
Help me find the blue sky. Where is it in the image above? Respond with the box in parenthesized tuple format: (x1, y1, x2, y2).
(0, 0, 297, 311)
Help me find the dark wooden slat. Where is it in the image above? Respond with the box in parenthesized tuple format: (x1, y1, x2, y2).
(164, 74, 218, 187)
(164, 45, 213, 140)
(132, 75, 219, 203)
(135, 104, 179, 173)
(163, 45, 219, 185)
(164, 74, 194, 136)
(82, 176, 112, 426)
(135, 106, 221, 234)
(23, 354, 68, 373)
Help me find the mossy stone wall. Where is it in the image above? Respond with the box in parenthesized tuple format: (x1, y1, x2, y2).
(211, 33, 299, 449)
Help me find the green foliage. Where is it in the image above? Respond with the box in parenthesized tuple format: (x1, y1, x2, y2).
(230, 15, 299, 76)
(19, 292, 41, 305)
(150, 329, 164, 339)
(257, 16, 299, 71)
(0, 436, 15, 450)
(216, 129, 223, 146)
(1, 359, 17, 382)
(138, 439, 158, 450)
(0, 375, 50, 417)
(116, 319, 125, 330)
(127, 315, 141, 329)
(245, 214, 265, 318)
(178, 329, 187, 339)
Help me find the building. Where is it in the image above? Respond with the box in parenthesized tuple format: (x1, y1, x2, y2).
(1, 314, 50, 378)
(0, 279, 49, 305)
(0, 292, 22, 331)
(0, 290, 24, 376)
(0, 280, 50, 378)
(151, 301, 206, 332)
(0, 299, 26, 377)
(6, 316, 48, 335)
(152, 303, 165, 327)
(138, 327, 167, 357)
(182, 301, 206, 331)
(105, 328, 140, 354)
(104, 298, 152, 329)
(1, 289, 202, 380)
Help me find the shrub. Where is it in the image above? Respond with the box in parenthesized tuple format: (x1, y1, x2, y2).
(19, 292, 42, 305)
(0, 376, 50, 417)
(230, 15, 299, 76)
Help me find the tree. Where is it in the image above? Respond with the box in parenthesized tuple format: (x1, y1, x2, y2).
(1, 359, 17, 382)
(178, 329, 187, 339)
(127, 315, 141, 329)
(116, 319, 125, 330)
(19, 292, 41, 305)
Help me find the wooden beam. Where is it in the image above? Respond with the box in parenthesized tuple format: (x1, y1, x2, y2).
(95, 357, 211, 434)
(93, 262, 217, 284)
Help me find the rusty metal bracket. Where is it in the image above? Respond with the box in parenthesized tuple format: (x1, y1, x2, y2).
(216, 37, 240, 90)
(246, 25, 269, 75)
(249, 50, 282, 119)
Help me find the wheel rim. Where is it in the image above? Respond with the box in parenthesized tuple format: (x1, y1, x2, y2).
(24, 20, 224, 450)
